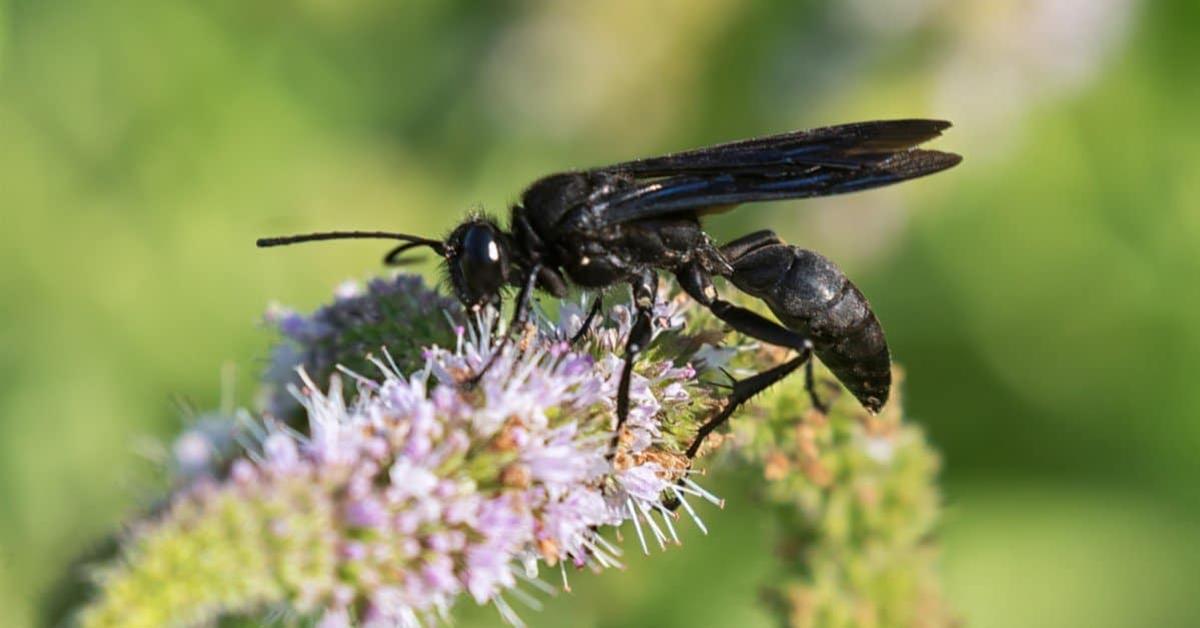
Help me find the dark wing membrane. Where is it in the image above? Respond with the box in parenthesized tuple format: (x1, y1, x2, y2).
(591, 148, 961, 227)
(598, 119, 954, 176)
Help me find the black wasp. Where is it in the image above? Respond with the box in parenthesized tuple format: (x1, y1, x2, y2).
(258, 119, 960, 457)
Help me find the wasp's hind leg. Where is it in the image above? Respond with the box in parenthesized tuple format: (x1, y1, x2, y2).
(805, 358, 829, 415)
(613, 271, 657, 453)
(685, 353, 809, 458)
(676, 263, 817, 457)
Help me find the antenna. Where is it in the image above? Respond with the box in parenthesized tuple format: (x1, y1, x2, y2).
(256, 230, 445, 256)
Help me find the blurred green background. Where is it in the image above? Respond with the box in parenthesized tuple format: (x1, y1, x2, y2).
(2, 0, 1199, 626)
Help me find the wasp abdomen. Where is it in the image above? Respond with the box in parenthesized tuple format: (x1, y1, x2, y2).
(723, 234, 891, 412)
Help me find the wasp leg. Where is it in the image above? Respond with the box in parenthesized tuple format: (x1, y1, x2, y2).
(805, 357, 829, 414)
(679, 297, 817, 457)
(569, 295, 604, 346)
(676, 263, 820, 456)
(677, 262, 808, 351)
(613, 272, 657, 452)
(685, 353, 810, 458)
(467, 263, 541, 385)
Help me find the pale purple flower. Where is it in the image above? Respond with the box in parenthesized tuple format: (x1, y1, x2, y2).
(90, 276, 726, 628)
(251, 303, 720, 625)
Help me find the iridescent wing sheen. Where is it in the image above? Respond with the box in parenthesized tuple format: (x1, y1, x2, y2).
(585, 119, 961, 226)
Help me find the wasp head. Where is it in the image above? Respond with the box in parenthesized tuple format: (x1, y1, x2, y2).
(444, 218, 513, 310)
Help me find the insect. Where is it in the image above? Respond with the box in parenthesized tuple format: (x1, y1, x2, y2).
(257, 119, 960, 456)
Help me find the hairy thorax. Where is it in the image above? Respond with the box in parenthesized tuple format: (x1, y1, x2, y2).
(554, 218, 708, 288)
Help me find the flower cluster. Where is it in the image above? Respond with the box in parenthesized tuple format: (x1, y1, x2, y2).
(74, 273, 954, 628)
(82, 279, 722, 627)
(262, 275, 464, 422)
(728, 360, 955, 628)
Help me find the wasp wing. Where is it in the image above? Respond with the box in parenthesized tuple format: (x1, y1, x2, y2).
(589, 149, 960, 227)
(583, 119, 959, 227)
(599, 119, 956, 176)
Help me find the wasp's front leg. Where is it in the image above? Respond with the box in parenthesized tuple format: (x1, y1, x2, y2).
(467, 263, 542, 385)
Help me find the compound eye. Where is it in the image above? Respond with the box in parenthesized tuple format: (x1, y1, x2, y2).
(459, 225, 507, 305)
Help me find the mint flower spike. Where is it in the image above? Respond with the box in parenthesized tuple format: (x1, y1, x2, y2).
(730, 365, 956, 627)
(82, 290, 723, 628)
(262, 275, 464, 422)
